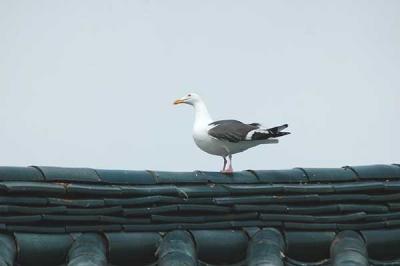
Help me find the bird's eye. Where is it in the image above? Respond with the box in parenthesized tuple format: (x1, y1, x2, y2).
(188, 94, 191, 97)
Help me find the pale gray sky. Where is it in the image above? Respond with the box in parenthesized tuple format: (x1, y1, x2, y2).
(0, 1, 399, 171)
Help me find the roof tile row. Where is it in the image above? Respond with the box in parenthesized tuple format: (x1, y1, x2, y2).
(0, 229, 399, 265)
(0, 164, 399, 184)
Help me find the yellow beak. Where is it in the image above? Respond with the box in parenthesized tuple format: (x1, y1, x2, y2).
(173, 99, 185, 105)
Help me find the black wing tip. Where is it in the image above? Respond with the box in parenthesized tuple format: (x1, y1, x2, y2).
(279, 131, 291, 136)
(268, 124, 289, 134)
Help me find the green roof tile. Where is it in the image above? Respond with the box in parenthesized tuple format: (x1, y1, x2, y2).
(251, 169, 308, 183)
(347, 164, 400, 180)
(96, 169, 156, 184)
(35, 166, 100, 182)
(0, 167, 44, 181)
(105, 232, 161, 265)
(301, 167, 357, 182)
(15, 233, 73, 266)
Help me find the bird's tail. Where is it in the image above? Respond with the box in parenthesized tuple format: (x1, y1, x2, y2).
(267, 124, 290, 137)
(250, 124, 290, 140)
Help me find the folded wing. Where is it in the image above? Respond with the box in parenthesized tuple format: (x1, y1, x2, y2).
(208, 120, 290, 143)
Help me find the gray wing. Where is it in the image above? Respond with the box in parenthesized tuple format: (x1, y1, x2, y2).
(208, 120, 258, 143)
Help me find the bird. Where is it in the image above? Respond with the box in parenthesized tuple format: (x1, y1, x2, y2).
(173, 93, 290, 173)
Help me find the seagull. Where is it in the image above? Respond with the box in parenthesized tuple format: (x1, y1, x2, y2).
(173, 93, 290, 173)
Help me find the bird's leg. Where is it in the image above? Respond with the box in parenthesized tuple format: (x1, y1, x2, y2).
(220, 157, 227, 172)
(223, 155, 234, 174)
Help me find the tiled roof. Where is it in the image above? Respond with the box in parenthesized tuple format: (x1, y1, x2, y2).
(0, 164, 399, 265)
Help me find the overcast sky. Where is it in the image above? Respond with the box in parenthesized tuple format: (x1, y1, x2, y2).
(0, 1, 398, 171)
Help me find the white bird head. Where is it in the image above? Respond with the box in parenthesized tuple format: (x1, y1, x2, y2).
(173, 93, 202, 106)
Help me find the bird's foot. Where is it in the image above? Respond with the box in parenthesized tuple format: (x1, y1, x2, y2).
(220, 167, 234, 175)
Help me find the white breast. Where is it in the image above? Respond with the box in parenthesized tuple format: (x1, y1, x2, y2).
(192, 125, 228, 156)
